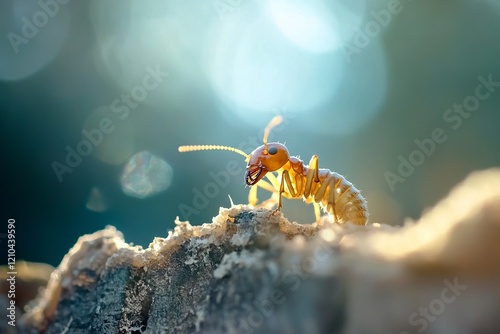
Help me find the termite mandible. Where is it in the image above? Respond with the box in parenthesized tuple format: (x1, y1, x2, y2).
(178, 116, 368, 225)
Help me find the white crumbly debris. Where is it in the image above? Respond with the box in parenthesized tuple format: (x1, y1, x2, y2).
(230, 231, 250, 246)
(213, 250, 268, 279)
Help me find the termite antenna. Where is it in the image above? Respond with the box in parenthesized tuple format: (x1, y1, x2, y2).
(263, 116, 283, 151)
(178, 145, 249, 159)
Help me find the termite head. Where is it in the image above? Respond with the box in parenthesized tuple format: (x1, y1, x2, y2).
(245, 142, 289, 185)
(178, 115, 286, 186)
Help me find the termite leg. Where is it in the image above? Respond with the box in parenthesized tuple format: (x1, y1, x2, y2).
(331, 178, 343, 222)
(276, 172, 286, 211)
(333, 204, 338, 223)
(282, 170, 298, 197)
(248, 183, 258, 207)
(313, 174, 339, 222)
(248, 179, 277, 207)
(260, 192, 280, 210)
(272, 169, 297, 215)
(313, 202, 322, 224)
(304, 155, 320, 197)
(264, 172, 281, 190)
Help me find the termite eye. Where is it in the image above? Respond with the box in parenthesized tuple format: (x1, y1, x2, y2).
(268, 146, 278, 155)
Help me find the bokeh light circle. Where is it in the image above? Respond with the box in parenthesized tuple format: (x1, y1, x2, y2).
(203, 9, 344, 123)
(120, 151, 173, 199)
(89, 0, 214, 108)
(0, 1, 69, 81)
(304, 41, 388, 136)
(269, 0, 342, 54)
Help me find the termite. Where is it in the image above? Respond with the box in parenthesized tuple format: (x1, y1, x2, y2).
(178, 116, 368, 225)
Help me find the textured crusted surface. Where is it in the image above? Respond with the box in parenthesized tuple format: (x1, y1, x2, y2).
(18, 169, 500, 334)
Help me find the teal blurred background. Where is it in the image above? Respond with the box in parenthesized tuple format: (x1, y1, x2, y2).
(2, 0, 500, 266)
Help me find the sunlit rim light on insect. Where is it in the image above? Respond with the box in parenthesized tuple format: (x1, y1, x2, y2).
(178, 116, 368, 225)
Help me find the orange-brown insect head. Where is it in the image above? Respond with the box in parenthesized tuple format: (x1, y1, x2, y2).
(245, 143, 289, 185)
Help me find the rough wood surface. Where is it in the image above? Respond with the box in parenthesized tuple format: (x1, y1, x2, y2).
(17, 169, 500, 334)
